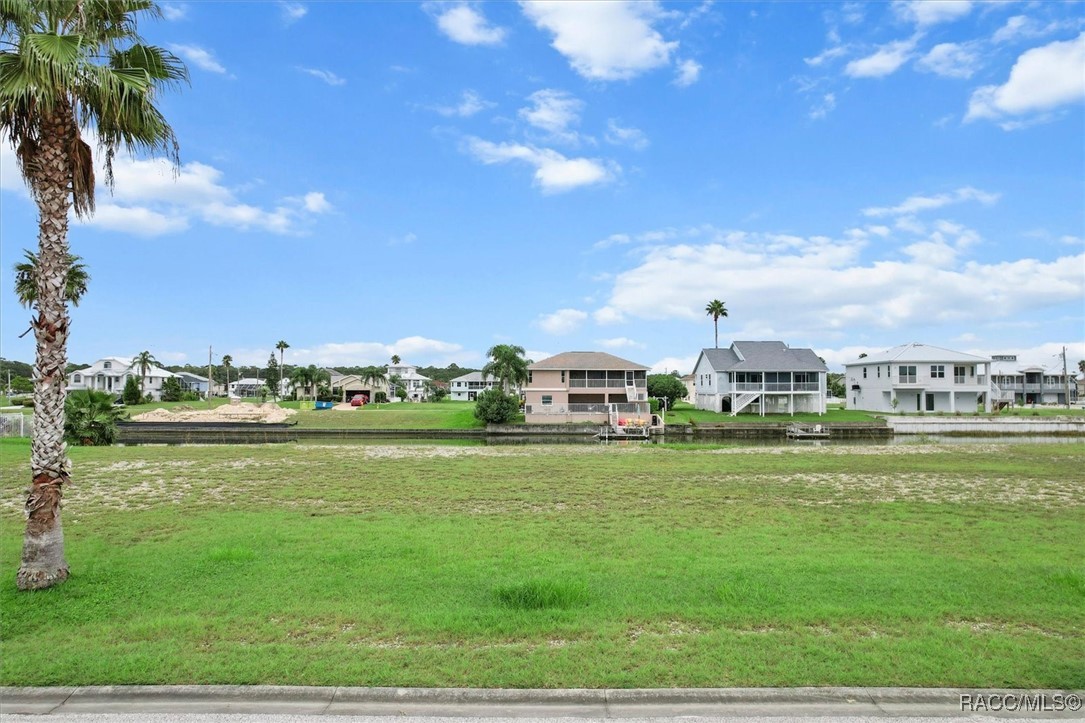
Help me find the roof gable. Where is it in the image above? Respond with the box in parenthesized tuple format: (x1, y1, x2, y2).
(529, 351, 650, 371)
(847, 342, 991, 366)
(698, 342, 826, 372)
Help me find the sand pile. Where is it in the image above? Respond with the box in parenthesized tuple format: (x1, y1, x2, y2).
(132, 403, 297, 424)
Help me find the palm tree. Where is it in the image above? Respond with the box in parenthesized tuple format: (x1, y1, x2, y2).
(361, 365, 387, 398)
(64, 389, 127, 446)
(132, 350, 159, 399)
(13, 249, 89, 337)
(221, 354, 233, 395)
(2, 1, 187, 590)
(705, 299, 729, 349)
(275, 340, 289, 398)
(482, 344, 529, 394)
(391, 354, 401, 365)
(289, 365, 329, 403)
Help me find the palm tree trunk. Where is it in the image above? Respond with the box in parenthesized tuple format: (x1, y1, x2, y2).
(714, 319, 719, 349)
(18, 108, 74, 590)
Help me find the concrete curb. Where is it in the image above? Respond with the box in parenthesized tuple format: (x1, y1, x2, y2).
(2, 686, 1083, 717)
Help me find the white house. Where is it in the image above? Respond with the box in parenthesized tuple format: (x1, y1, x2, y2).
(989, 356, 1077, 406)
(450, 371, 503, 401)
(844, 343, 992, 414)
(387, 362, 430, 402)
(693, 341, 828, 416)
(174, 371, 210, 397)
(230, 377, 290, 398)
(67, 356, 175, 401)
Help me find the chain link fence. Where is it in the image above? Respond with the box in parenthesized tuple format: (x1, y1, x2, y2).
(1, 413, 33, 438)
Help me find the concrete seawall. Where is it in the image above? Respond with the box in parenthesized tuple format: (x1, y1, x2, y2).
(886, 416, 1085, 435)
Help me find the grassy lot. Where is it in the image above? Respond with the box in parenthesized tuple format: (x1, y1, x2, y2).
(291, 401, 500, 429)
(666, 403, 880, 424)
(1, 438, 1082, 688)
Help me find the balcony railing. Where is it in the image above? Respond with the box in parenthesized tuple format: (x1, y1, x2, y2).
(526, 402, 649, 415)
(733, 382, 821, 392)
(569, 379, 646, 389)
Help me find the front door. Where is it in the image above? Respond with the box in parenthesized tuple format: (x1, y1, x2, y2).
(925, 393, 935, 411)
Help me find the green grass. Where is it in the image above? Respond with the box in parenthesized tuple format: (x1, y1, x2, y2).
(292, 401, 494, 429)
(1, 439, 1083, 688)
(666, 402, 881, 424)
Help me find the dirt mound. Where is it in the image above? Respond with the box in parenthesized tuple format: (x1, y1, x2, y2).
(132, 403, 297, 424)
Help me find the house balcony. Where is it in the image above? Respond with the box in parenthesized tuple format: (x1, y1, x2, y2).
(732, 382, 821, 392)
(568, 379, 647, 389)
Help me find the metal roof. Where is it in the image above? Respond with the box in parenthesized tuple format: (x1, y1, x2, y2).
(528, 351, 650, 371)
(846, 342, 990, 366)
(450, 371, 497, 383)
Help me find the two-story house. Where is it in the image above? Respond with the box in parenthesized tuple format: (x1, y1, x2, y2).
(67, 356, 175, 401)
(523, 351, 650, 424)
(693, 341, 828, 416)
(450, 371, 503, 401)
(386, 362, 431, 402)
(990, 357, 1077, 406)
(844, 343, 992, 414)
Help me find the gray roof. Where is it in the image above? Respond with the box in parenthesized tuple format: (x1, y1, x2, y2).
(450, 371, 497, 383)
(529, 351, 650, 371)
(846, 342, 990, 366)
(700, 342, 827, 373)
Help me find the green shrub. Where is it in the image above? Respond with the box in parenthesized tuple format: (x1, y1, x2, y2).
(180, 391, 201, 402)
(473, 389, 518, 424)
(65, 389, 127, 446)
(160, 377, 183, 402)
(122, 376, 141, 405)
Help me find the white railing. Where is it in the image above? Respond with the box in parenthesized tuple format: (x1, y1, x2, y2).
(569, 379, 646, 389)
(734, 382, 820, 392)
(526, 403, 649, 416)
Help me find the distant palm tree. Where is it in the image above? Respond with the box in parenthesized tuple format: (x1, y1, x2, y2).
(391, 354, 401, 365)
(221, 355, 233, 395)
(482, 344, 529, 394)
(131, 351, 160, 399)
(290, 365, 329, 402)
(275, 340, 289, 397)
(3, 0, 187, 590)
(1079, 359, 1085, 377)
(705, 299, 729, 349)
(361, 365, 387, 398)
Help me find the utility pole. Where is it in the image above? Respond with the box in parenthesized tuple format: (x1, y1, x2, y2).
(208, 345, 213, 409)
(1063, 346, 1071, 409)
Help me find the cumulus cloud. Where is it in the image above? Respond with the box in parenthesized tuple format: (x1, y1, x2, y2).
(809, 92, 837, 120)
(596, 337, 645, 349)
(520, 0, 678, 81)
(893, 0, 972, 27)
(268, 337, 472, 368)
(917, 42, 980, 79)
(435, 90, 495, 118)
(428, 3, 506, 45)
(83, 204, 189, 236)
(992, 15, 1079, 45)
(519, 89, 584, 143)
(462, 137, 616, 193)
(863, 186, 999, 217)
(537, 308, 589, 335)
(966, 33, 1085, 125)
(169, 44, 227, 74)
(161, 4, 187, 21)
(804, 46, 848, 67)
(299, 67, 346, 86)
(674, 59, 702, 87)
(604, 120, 649, 151)
(845, 39, 917, 78)
(302, 192, 332, 213)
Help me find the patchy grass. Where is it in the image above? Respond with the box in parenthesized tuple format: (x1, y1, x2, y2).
(665, 402, 880, 424)
(292, 401, 492, 429)
(1, 440, 1082, 688)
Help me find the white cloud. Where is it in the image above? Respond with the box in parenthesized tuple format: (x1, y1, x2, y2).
(596, 337, 645, 349)
(604, 120, 649, 151)
(650, 355, 699, 375)
(804, 46, 848, 67)
(863, 186, 1000, 217)
(594, 306, 627, 325)
(520, 0, 678, 81)
(674, 59, 702, 87)
(161, 4, 187, 21)
(169, 44, 226, 74)
(279, 2, 307, 24)
(992, 15, 1079, 45)
(809, 92, 837, 120)
(966, 33, 1085, 124)
(429, 3, 506, 46)
(302, 192, 332, 213)
(845, 39, 917, 78)
(435, 90, 494, 118)
(917, 42, 980, 79)
(537, 308, 589, 335)
(277, 337, 472, 368)
(299, 68, 346, 86)
(79, 204, 189, 236)
(463, 137, 616, 193)
(893, 0, 972, 27)
(519, 89, 584, 143)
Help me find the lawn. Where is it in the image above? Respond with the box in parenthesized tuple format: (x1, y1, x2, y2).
(291, 401, 495, 429)
(1, 438, 1082, 688)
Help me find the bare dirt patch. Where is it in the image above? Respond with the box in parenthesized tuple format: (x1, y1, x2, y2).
(132, 403, 297, 424)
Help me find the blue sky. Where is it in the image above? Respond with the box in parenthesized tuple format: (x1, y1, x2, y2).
(1, 0, 1083, 374)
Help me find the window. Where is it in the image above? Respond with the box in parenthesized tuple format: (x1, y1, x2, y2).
(863, 367, 867, 378)
(527, 371, 532, 383)
(876, 366, 881, 378)
(954, 366, 966, 384)
(899, 366, 917, 384)
(931, 365, 945, 379)
(542, 395, 553, 405)
(560, 371, 565, 383)
(103, 361, 111, 369)
(73, 374, 81, 383)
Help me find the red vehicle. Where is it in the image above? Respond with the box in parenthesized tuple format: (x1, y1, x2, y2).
(350, 394, 368, 407)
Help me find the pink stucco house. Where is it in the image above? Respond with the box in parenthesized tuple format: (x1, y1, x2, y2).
(523, 351, 651, 424)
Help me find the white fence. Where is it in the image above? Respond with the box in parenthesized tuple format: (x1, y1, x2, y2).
(1, 413, 32, 438)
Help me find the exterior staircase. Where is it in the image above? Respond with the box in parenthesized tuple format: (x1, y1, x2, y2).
(730, 392, 761, 416)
